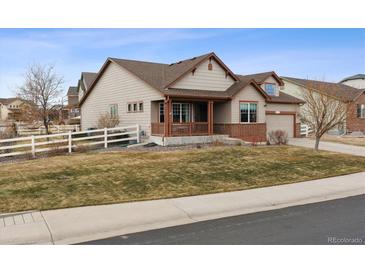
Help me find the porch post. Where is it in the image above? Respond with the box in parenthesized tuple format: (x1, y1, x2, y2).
(208, 100, 214, 135)
(164, 97, 171, 137)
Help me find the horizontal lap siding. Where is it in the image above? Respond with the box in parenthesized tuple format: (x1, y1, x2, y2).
(231, 85, 266, 123)
(81, 62, 164, 135)
(170, 59, 235, 91)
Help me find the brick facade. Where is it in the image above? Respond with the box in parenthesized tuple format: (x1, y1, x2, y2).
(346, 93, 365, 132)
(214, 123, 267, 142)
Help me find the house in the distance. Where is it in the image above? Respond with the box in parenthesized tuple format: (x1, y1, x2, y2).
(282, 77, 365, 133)
(79, 52, 303, 145)
(64, 72, 97, 125)
(340, 74, 365, 89)
(0, 97, 28, 122)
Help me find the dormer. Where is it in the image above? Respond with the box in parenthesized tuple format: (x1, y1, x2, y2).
(258, 72, 284, 97)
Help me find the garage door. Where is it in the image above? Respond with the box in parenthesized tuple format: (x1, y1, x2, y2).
(266, 115, 294, 138)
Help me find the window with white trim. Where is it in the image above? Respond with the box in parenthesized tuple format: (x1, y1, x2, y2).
(264, 83, 277, 96)
(357, 104, 365, 118)
(240, 102, 257, 123)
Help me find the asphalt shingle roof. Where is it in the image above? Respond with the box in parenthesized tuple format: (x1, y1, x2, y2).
(79, 52, 303, 105)
(283, 76, 363, 102)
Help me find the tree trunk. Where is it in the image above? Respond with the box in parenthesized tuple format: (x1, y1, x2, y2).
(314, 136, 320, 150)
(43, 118, 49, 135)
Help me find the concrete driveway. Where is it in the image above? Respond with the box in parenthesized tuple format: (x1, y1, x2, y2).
(289, 138, 365, 157)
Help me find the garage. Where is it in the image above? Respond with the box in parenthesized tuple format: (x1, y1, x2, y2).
(266, 114, 294, 138)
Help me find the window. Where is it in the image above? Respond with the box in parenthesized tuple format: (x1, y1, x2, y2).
(133, 103, 137, 112)
(159, 103, 164, 123)
(128, 103, 132, 112)
(357, 104, 365, 118)
(264, 83, 276, 96)
(139, 102, 143, 112)
(172, 103, 191, 123)
(240, 102, 257, 123)
(110, 104, 118, 119)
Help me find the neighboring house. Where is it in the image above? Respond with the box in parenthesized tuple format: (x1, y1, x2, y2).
(0, 97, 28, 122)
(64, 72, 97, 125)
(282, 77, 365, 133)
(66, 86, 80, 124)
(340, 74, 365, 89)
(77, 72, 98, 102)
(79, 52, 303, 144)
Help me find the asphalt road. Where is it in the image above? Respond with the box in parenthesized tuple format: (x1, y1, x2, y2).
(80, 194, 365, 245)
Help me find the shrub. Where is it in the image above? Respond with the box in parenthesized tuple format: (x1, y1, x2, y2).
(268, 130, 288, 145)
(97, 113, 120, 129)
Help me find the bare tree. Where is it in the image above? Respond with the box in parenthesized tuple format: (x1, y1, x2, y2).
(300, 82, 348, 150)
(16, 64, 64, 134)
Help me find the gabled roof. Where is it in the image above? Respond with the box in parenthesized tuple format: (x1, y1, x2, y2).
(238, 71, 284, 86)
(340, 74, 365, 83)
(79, 52, 300, 106)
(80, 52, 240, 105)
(67, 86, 78, 96)
(283, 76, 364, 102)
(82, 72, 98, 90)
(0, 97, 23, 105)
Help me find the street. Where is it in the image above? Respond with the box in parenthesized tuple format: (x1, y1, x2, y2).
(80, 194, 365, 245)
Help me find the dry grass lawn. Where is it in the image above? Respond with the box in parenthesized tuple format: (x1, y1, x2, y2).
(1, 145, 365, 213)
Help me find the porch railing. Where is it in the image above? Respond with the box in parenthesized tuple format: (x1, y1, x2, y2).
(151, 122, 209, 136)
(172, 122, 208, 136)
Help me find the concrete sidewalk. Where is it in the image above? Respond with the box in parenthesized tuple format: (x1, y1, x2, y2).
(1, 172, 365, 245)
(289, 138, 365, 157)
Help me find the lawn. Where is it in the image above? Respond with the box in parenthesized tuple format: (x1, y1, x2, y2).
(1, 145, 365, 213)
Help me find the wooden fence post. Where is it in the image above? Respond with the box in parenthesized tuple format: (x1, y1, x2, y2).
(104, 128, 108, 148)
(31, 135, 35, 158)
(68, 131, 72, 153)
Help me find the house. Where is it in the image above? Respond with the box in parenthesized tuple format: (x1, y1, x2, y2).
(282, 77, 365, 133)
(63, 72, 98, 125)
(340, 74, 365, 89)
(77, 72, 98, 102)
(66, 86, 80, 124)
(79, 52, 303, 145)
(0, 97, 28, 122)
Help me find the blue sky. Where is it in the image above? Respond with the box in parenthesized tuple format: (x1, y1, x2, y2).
(0, 28, 364, 98)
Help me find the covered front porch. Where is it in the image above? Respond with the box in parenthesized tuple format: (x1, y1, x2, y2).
(151, 97, 218, 137)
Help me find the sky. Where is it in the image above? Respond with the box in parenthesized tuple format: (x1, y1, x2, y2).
(0, 28, 364, 98)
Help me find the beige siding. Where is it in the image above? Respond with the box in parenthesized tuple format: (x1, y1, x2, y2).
(81, 62, 164, 135)
(342, 78, 365, 89)
(231, 85, 266, 123)
(170, 59, 235, 91)
(281, 80, 306, 100)
(260, 75, 280, 96)
(214, 101, 231, 123)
